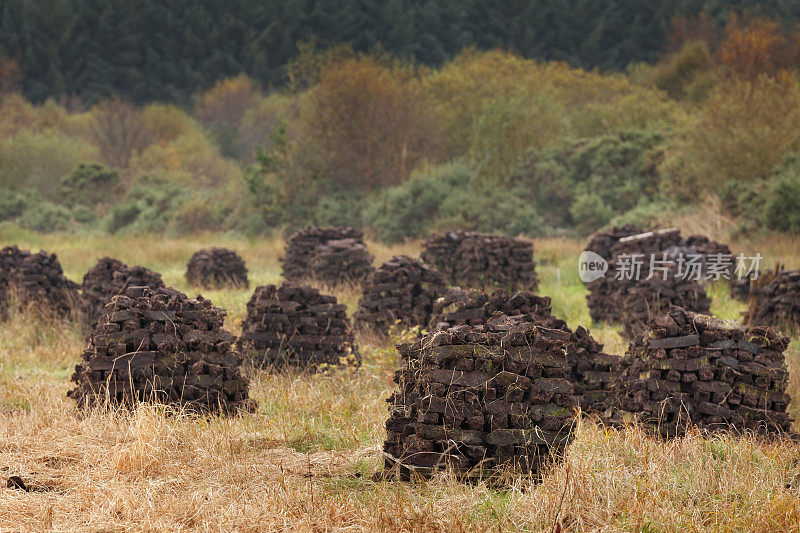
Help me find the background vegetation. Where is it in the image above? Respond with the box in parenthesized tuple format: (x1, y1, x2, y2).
(3, 9, 800, 242)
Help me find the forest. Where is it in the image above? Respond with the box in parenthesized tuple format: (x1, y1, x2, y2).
(2, 7, 800, 242)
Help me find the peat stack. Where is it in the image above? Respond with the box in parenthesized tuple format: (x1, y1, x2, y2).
(354, 256, 447, 333)
(81, 257, 164, 330)
(309, 238, 374, 284)
(68, 286, 254, 414)
(427, 288, 621, 416)
(186, 248, 249, 289)
(615, 307, 793, 437)
(584, 224, 644, 261)
(618, 265, 711, 337)
(743, 270, 800, 332)
(428, 288, 553, 331)
(384, 315, 578, 479)
(586, 229, 718, 331)
(0, 245, 79, 319)
(237, 281, 359, 369)
(421, 231, 538, 291)
(280, 226, 373, 284)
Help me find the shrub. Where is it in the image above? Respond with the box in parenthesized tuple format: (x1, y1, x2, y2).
(361, 162, 472, 243)
(60, 163, 120, 207)
(433, 186, 544, 236)
(18, 201, 72, 232)
(169, 193, 228, 234)
(761, 155, 800, 233)
(106, 176, 187, 233)
(0, 128, 97, 198)
(509, 130, 665, 233)
(0, 189, 29, 221)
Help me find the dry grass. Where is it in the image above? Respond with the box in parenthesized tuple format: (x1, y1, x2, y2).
(0, 227, 799, 531)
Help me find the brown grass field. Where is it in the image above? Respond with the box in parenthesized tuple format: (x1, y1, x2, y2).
(0, 224, 799, 532)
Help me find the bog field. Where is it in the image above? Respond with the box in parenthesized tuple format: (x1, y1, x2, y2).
(0, 227, 799, 531)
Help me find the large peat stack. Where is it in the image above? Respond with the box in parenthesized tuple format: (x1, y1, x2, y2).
(384, 316, 578, 478)
(186, 248, 249, 289)
(68, 286, 254, 414)
(0, 245, 79, 319)
(586, 229, 718, 331)
(618, 265, 711, 337)
(81, 257, 164, 330)
(743, 270, 800, 332)
(616, 307, 793, 437)
(354, 256, 447, 333)
(280, 226, 373, 284)
(237, 281, 359, 369)
(427, 288, 621, 416)
(421, 231, 538, 291)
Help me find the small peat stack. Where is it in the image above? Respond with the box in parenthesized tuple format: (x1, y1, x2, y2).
(421, 231, 538, 291)
(186, 248, 249, 289)
(0, 245, 79, 319)
(81, 257, 164, 330)
(584, 224, 644, 261)
(237, 281, 359, 369)
(743, 270, 800, 332)
(68, 286, 254, 414)
(280, 226, 373, 284)
(616, 307, 793, 438)
(354, 256, 447, 333)
(384, 316, 578, 479)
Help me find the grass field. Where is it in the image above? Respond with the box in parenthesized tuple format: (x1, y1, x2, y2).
(0, 225, 799, 531)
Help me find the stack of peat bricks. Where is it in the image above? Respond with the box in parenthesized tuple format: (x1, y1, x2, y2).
(354, 256, 447, 333)
(68, 286, 254, 414)
(586, 229, 724, 336)
(584, 224, 644, 261)
(237, 281, 359, 369)
(743, 269, 800, 332)
(384, 315, 578, 479)
(280, 226, 373, 284)
(0, 245, 79, 319)
(615, 307, 793, 437)
(427, 288, 621, 416)
(421, 231, 538, 291)
(186, 248, 249, 289)
(428, 288, 553, 331)
(80, 257, 164, 330)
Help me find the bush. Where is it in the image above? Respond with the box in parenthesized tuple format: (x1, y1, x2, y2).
(169, 194, 226, 234)
(433, 186, 544, 236)
(106, 176, 187, 233)
(0, 128, 97, 198)
(362, 161, 544, 242)
(312, 194, 364, 227)
(60, 163, 120, 207)
(0, 188, 84, 232)
(18, 201, 72, 232)
(509, 130, 665, 234)
(761, 155, 800, 232)
(0, 189, 29, 221)
(361, 162, 472, 243)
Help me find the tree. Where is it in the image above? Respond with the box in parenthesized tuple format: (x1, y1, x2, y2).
(302, 54, 440, 190)
(88, 98, 154, 168)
